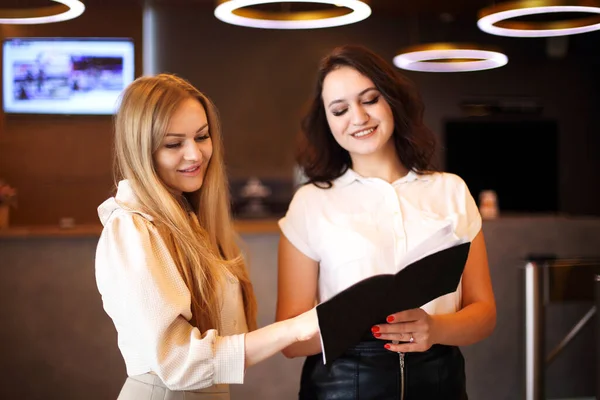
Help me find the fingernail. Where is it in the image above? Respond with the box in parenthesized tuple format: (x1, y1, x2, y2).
(371, 326, 380, 333)
(386, 316, 395, 323)
(384, 344, 391, 350)
(373, 333, 381, 338)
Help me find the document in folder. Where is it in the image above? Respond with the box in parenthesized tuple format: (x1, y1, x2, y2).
(315, 228, 471, 364)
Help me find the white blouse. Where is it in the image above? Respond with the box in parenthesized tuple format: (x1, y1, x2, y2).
(95, 180, 248, 391)
(279, 169, 482, 315)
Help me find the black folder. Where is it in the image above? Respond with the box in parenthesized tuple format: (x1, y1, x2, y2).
(316, 241, 471, 364)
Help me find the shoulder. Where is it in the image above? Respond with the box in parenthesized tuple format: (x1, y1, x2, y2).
(283, 183, 335, 227)
(98, 180, 154, 226)
(422, 171, 465, 185)
(290, 182, 331, 204)
(420, 171, 470, 192)
(415, 172, 477, 207)
(99, 205, 160, 247)
(96, 205, 172, 275)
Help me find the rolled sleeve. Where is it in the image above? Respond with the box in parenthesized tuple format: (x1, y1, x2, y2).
(455, 176, 482, 241)
(279, 187, 319, 261)
(212, 334, 246, 384)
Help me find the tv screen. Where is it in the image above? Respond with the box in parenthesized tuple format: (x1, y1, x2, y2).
(2, 37, 134, 115)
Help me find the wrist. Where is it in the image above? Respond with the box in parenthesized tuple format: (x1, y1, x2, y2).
(429, 314, 444, 345)
(287, 317, 301, 344)
(291, 308, 318, 343)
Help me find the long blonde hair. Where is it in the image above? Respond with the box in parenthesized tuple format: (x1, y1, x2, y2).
(113, 73, 257, 332)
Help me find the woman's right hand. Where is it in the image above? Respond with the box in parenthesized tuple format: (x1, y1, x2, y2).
(292, 307, 320, 342)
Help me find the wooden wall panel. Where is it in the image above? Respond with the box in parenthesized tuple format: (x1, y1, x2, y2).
(0, 5, 143, 226)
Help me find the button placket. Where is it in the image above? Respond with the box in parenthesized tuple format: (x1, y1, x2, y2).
(386, 183, 406, 266)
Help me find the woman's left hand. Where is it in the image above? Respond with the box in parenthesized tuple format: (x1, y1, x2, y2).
(371, 308, 437, 353)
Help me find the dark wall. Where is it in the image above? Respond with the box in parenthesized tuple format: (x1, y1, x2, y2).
(152, 5, 600, 216)
(0, 4, 598, 226)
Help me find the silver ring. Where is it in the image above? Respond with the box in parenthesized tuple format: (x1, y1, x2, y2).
(409, 333, 414, 343)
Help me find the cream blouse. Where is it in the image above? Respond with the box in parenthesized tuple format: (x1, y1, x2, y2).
(95, 180, 248, 391)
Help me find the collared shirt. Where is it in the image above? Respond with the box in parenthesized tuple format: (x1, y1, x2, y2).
(279, 169, 482, 315)
(95, 180, 248, 391)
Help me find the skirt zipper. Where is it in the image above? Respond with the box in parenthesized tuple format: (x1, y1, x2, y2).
(392, 340, 405, 400)
(399, 352, 405, 400)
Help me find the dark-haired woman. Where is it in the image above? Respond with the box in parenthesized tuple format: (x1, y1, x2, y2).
(276, 45, 496, 399)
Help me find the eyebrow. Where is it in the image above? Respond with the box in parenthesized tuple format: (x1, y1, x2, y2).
(327, 87, 379, 108)
(165, 123, 209, 137)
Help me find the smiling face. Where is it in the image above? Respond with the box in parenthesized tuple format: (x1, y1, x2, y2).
(153, 97, 213, 195)
(321, 66, 395, 161)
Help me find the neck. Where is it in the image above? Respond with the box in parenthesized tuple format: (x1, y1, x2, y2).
(350, 142, 409, 183)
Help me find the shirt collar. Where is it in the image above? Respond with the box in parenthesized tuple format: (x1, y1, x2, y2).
(334, 168, 429, 188)
(114, 180, 154, 221)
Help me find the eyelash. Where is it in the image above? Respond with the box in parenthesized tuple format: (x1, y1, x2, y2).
(165, 133, 210, 149)
(364, 96, 380, 105)
(331, 96, 380, 117)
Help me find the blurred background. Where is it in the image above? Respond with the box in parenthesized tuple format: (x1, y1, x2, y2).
(0, 0, 598, 399)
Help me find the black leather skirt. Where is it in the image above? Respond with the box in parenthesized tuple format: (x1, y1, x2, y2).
(299, 339, 468, 400)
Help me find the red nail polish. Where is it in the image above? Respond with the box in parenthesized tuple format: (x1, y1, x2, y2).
(384, 344, 391, 349)
(386, 316, 395, 323)
(371, 326, 380, 333)
(373, 333, 381, 338)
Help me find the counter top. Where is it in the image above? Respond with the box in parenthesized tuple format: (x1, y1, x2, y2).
(0, 219, 281, 238)
(2, 214, 599, 239)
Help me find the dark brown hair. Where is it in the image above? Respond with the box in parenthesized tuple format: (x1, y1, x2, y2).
(298, 45, 438, 186)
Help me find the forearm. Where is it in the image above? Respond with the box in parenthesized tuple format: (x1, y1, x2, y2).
(244, 309, 316, 367)
(281, 335, 322, 358)
(244, 320, 297, 367)
(431, 301, 496, 347)
(276, 234, 321, 359)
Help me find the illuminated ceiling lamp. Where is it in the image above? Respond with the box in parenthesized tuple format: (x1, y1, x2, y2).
(0, 0, 85, 24)
(214, 0, 371, 29)
(477, 0, 600, 37)
(393, 43, 509, 72)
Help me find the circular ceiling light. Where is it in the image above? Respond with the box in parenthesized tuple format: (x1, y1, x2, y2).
(393, 43, 509, 73)
(214, 0, 371, 29)
(477, 0, 600, 37)
(0, 0, 85, 24)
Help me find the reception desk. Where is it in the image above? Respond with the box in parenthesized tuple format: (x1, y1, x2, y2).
(0, 219, 280, 238)
(0, 216, 599, 400)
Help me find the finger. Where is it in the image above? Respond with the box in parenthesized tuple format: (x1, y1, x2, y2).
(373, 321, 419, 335)
(374, 332, 413, 342)
(384, 342, 426, 353)
(386, 308, 424, 323)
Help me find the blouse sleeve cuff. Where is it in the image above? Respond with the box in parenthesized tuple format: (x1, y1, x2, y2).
(213, 333, 246, 384)
(467, 217, 483, 242)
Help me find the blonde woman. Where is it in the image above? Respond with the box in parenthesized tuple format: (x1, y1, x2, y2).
(95, 74, 318, 400)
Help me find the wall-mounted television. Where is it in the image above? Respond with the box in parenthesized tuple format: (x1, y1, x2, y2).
(2, 37, 135, 115)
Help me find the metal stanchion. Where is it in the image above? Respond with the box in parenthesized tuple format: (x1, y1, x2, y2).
(524, 258, 599, 400)
(596, 274, 600, 400)
(524, 261, 544, 400)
